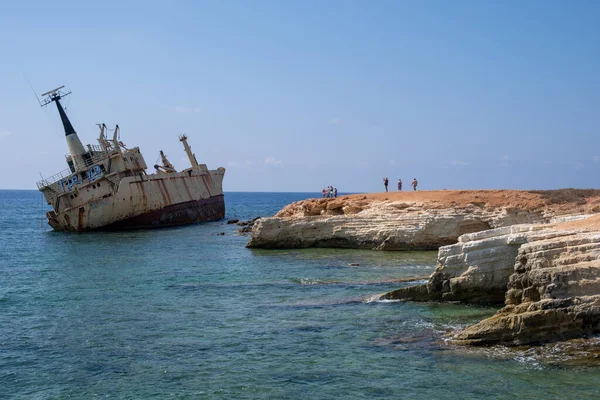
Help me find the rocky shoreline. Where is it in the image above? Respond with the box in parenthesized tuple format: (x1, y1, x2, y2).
(248, 189, 600, 346)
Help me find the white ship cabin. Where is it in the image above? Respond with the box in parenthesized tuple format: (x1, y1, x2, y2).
(37, 124, 147, 212)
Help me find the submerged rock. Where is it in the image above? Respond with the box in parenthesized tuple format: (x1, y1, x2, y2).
(452, 295, 600, 346)
(235, 217, 261, 236)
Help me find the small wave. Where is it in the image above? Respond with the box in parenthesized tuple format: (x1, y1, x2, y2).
(268, 297, 366, 308)
(513, 355, 542, 369)
(436, 323, 469, 334)
(362, 293, 385, 303)
(289, 277, 342, 285)
(446, 336, 600, 368)
(374, 328, 447, 351)
(408, 320, 436, 330)
(369, 298, 401, 303)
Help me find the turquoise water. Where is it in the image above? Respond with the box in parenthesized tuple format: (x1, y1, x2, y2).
(1, 190, 600, 399)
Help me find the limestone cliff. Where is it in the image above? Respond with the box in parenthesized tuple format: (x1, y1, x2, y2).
(247, 189, 600, 346)
(248, 190, 600, 250)
(450, 226, 600, 345)
(379, 222, 583, 303)
(378, 213, 600, 345)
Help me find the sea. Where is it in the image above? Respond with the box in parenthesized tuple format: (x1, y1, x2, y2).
(1, 190, 600, 399)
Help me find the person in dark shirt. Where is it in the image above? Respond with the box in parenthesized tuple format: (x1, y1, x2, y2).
(411, 178, 418, 191)
(383, 177, 389, 192)
(397, 179, 402, 191)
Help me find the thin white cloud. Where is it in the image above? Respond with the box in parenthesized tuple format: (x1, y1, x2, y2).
(173, 106, 203, 113)
(359, 161, 369, 167)
(450, 160, 468, 167)
(0, 131, 11, 138)
(228, 161, 239, 167)
(264, 157, 281, 166)
(328, 118, 342, 125)
(575, 162, 585, 170)
(593, 156, 599, 162)
(389, 160, 396, 165)
(502, 155, 509, 160)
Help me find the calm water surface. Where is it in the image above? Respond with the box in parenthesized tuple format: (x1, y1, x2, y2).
(1, 191, 599, 399)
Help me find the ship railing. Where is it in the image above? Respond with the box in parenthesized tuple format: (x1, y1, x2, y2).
(63, 145, 108, 160)
(37, 167, 73, 189)
(38, 145, 139, 190)
(86, 151, 111, 167)
(38, 151, 112, 189)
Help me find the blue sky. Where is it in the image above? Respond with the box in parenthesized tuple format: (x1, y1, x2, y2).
(1, 0, 598, 192)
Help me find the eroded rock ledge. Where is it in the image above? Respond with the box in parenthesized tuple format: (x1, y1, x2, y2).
(247, 190, 600, 250)
(380, 214, 600, 345)
(451, 226, 600, 346)
(379, 223, 580, 303)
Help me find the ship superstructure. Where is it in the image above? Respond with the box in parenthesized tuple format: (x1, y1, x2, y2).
(37, 86, 225, 231)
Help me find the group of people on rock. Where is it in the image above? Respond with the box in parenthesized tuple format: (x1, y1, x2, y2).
(319, 178, 418, 197)
(322, 186, 338, 198)
(383, 177, 418, 192)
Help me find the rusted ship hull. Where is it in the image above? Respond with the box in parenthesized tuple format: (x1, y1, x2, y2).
(102, 195, 225, 230)
(44, 167, 226, 232)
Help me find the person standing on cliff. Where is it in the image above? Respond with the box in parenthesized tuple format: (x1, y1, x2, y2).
(397, 179, 402, 191)
(383, 177, 389, 192)
(334, 187, 338, 198)
(412, 178, 418, 191)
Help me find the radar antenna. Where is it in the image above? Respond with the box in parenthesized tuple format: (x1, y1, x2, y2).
(40, 84, 76, 137)
(40, 85, 71, 107)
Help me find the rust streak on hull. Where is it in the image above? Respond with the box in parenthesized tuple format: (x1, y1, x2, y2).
(77, 208, 84, 231)
(181, 177, 193, 199)
(99, 195, 225, 230)
(156, 179, 171, 205)
(136, 181, 148, 206)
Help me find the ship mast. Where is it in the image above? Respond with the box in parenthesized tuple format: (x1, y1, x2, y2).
(179, 134, 199, 167)
(41, 86, 88, 172)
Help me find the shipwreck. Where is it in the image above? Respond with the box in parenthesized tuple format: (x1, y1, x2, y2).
(37, 86, 226, 231)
